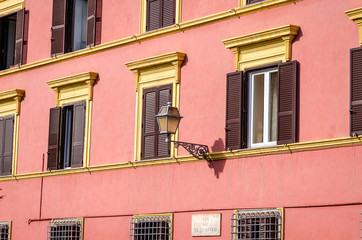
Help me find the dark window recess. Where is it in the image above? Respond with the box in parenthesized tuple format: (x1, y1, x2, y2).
(47, 101, 86, 170)
(146, 0, 175, 32)
(350, 47, 362, 136)
(51, 0, 102, 55)
(0, 9, 26, 70)
(246, 0, 264, 5)
(47, 219, 82, 240)
(130, 216, 171, 240)
(0, 222, 10, 240)
(141, 85, 171, 160)
(231, 210, 282, 240)
(0, 115, 14, 176)
(225, 61, 298, 150)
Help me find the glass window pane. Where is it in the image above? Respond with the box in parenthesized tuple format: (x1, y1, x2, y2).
(253, 74, 264, 144)
(269, 72, 278, 142)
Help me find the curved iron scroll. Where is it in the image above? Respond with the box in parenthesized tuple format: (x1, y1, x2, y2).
(171, 140, 209, 160)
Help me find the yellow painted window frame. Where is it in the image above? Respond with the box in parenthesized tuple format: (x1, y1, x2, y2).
(139, 0, 182, 34)
(0, 0, 24, 17)
(49, 218, 84, 240)
(232, 208, 284, 240)
(222, 25, 300, 71)
(46, 72, 98, 169)
(126, 52, 186, 161)
(132, 213, 173, 240)
(346, 7, 362, 46)
(0, 89, 24, 176)
(0, 220, 11, 240)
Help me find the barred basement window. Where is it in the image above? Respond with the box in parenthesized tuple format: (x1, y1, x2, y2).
(0, 222, 10, 240)
(47, 219, 83, 240)
(231, 209, 283, 240)
(130, 215, 172, 240)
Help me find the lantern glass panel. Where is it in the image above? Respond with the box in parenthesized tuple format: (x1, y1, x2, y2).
(168, 117, 180, 133)
(157, 116, 168, 133)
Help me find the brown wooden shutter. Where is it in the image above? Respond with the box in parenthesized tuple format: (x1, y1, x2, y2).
(0, 118, 3, 175)
(21, 10, 29, 64)
(14, 9, 24, 66)
(2, 116, 14, 176)
(86, 0, 102, 47)
(277, 61, 298, 145)
(141, 85, 171, 160)
(51, 0, 66, 56)
(162, 0, 175, 28)
(226, 71, 247, 150)
(47, 107, 61, 170)
(351, 47, 362, 136)
(71, 101, 86, 168)
(147, 0, 161, 31)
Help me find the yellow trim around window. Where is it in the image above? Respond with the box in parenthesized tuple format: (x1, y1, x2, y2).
(126, 52, 186, 161)
(223, 25, 300, 71)
(140, 0, 182, 34)
(0, 0, 24, 17)
(132, 213, 173, 240)
(346, 7, 362, 46)
(47, 72, 98, 168)
(0, 89, 24, 177)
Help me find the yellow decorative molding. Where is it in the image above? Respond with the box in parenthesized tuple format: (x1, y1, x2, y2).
(0, 136, 362, 182)
(223, 25, 300, 71)
(47, 72, 98, 168)
(0, 0, 24, 17)
(126, 52, 186, 161)
(0, 0, 300, 79)
(346, 7, 362, 46)
(140, 0, 182, 33)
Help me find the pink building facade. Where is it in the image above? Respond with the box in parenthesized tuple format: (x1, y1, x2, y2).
(0, 0, 361, 239)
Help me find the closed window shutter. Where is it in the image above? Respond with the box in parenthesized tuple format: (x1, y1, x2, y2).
(47, 107, 61, 170)
(162, 0, 175, 28)
(87, 0, 102, 46)
(147, 0, 161, 31)
(2, 116, 14, 176)
(14, 9, 24, 66)
(0, 118, 3, 175)
(51, 0, 66, 56)
(226, 71, 247, 150)
(351, 47, 362, 136)
(141, 85, 171, 160)
(277, 61, 298, 145)
(71, 101, 86, 168)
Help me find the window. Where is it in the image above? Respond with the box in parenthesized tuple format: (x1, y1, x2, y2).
(0, 9, 25, 70)
(46, 72, 97, 170)
(350, 47, 362, 136)
(51, 0, 102, 55)
(130, 214, 172, 240)
(246, 0, 264, 5)
(0, 221, 10, 240)
(225, 62, 298, 150)
(125, 52, 186, 161)
(47, 218, 82, 240)
(231, 209, 283, 240)
(0, 115, 14, 176)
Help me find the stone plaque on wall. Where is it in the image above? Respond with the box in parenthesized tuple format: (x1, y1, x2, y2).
(191, 213, 221, 237)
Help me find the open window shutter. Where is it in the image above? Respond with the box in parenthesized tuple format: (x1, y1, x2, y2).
(147, 0, 161, 31)
(2, 116, 14, 176)
(226, 71, 247, 150)
(142, 87, 157, 159)
(47, 107, 61, 170)
(162, 0, 175, 28)
(277, 61, 298, 145)
(0, 18, 4, 69)
(14, 9, 24, 66)
(87, 0, 96, 46)
(71, 101, 86, 168)
(0, 118, 4, 175)
(157, 85, 171, 158)
(350, 47, 362, 136)
(51, 0, 66, 56)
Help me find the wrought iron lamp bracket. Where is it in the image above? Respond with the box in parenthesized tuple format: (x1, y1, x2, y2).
(170, 139, 210, 160)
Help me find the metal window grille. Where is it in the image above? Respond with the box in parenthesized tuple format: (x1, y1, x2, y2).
(130, 215, 171, 240)
(0, 222, 10, 240)
(47, 219, 82, 240)
(231, 209, 282, 240)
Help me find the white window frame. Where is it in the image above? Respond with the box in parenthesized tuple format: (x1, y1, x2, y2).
(248, 68, 278, 148)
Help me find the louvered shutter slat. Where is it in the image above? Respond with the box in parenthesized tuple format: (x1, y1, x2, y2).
(162, 0, 175, 28)
(71, 101, 86, 168)
(47, 107, 61, 170)
(277, 61, 298, 145)
(86, 0, 102, 46)
(2, 116, 14, 176)
(51, 0, 66, 55)
(147, 0, 160, 31)
(14, 9, 24, 66)
(0, 118, 3, 175)
(351, 47, 362, 136)
(157, 87, 171, 157)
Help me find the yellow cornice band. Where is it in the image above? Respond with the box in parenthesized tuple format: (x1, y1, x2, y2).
(0, 89, 24, 102)
(346, 7, 362, 46)
(0, 0, 300, 78)
(0, 136, 361, 182)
